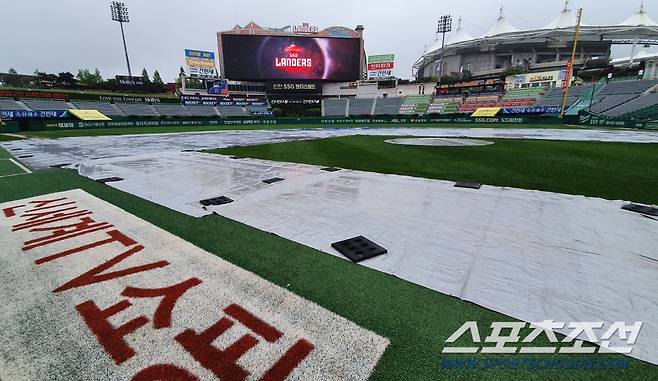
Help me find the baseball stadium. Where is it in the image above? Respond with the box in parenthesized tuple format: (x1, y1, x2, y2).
(1, 0, 658, 380)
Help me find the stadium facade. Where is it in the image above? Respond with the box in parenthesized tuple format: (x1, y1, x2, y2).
(414, 2, 658, 83)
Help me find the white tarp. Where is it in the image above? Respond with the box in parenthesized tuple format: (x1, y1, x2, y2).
(0, 190, 389, 381)
(70, 153, 658, 365)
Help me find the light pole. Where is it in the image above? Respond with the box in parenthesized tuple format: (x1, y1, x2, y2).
(110, 1, 132, 77)
(436, 15, 452, 95)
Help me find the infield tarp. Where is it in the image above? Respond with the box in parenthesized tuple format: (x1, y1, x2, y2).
(0, 190, 389, 381)
(59, 153, 658, 365)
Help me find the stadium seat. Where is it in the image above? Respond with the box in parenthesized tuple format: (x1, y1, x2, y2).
(602, 92, 658, 118)
(373, 97, 404, 115)
(427, 96, 463, 114)
(21, 98, 76, 111)
(217, 105, 250, 117)
(186, 105, 220, 117)
(322, 98, 348, 116)
(116, 103, 161, 117)
(72, 101, 126, 116)
(0, 98, 32, 111)
(153, 104, 193, 117)
(347, 98, 375, 116)
(398, 95, 432, 115)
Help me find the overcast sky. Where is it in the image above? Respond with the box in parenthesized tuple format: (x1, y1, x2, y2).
(1, 0, 655, 82)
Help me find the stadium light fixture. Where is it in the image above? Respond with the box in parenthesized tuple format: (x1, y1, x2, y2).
(110, 1, 133, 77)
(436, 15, 453, 94)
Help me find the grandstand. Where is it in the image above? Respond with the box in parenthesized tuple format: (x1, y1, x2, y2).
(427, 96, 463, 115)
(153, 103, 193, 117)
(246, 105, 271, 116)
(217, 105, 250, 117)
(617, 93, 658, 119)
(499, 87, 546, 108)
(322, 98, 348, 117)
(398, 95, 431, 115)
(185, 105, 219, 116)
(457, 93, 501, 113)
(72, 101, 126, 116)
(0, 98, 31, 111)
(21, 98, 76, 111)
(533, 84, 594, 108)
(348, 98, 375, 116)
(116, 103, 160, 117)
(373, 97, 404, 115)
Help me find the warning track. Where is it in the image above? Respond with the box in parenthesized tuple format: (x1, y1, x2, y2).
(0, 189, 388, 381)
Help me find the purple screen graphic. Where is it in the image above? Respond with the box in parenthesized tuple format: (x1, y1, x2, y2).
(221, 35, 361, 81)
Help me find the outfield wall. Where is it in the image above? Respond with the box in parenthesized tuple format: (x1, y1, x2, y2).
(3, 114, 657, 133)
(2, 115, 565, 132)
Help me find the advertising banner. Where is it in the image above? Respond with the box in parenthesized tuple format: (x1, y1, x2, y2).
(116, 75, 145, 87)
(185, 49, 217, 77)
(1, 110, 68, 119)
(221, 35, 361, 81)
(180, 94, 267, 107)
(266, 81, 322, 93)
(502, 106, 561, 114)
(367, 54, 395, 79)
(0, 89, 68, 99)
(268, 95, 321, 106)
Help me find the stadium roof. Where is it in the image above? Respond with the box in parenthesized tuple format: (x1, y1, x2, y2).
(619, 2, 658, 26)
(417, 1, 658, 63)
(427, 17, 474, 53)
(543, 1, 590, 29)
(485, 6, 518, 36)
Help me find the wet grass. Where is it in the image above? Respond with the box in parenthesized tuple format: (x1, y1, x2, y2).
(211, 135, 658, 205)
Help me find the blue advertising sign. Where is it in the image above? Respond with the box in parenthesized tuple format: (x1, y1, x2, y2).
(1, 110, 68, 119)
(185, 49, 215, 60)
(502, 106, 561, 114)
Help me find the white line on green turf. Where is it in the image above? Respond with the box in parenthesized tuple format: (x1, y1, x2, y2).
(0, 158, 32, 178)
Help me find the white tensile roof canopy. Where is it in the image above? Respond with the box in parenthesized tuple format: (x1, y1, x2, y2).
(543, 1, 589, 29)
(486, 5, 518, 36)
(619, 1, 658, 26)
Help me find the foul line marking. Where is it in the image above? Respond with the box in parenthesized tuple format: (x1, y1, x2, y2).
(0, 158, 33, 178)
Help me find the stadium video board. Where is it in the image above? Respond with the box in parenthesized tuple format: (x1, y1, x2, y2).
(221, 34, 361, 81)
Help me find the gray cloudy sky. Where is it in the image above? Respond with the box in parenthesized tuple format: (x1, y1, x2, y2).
(1, 0, 655, 82)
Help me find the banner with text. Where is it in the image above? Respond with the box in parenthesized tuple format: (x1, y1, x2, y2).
(185, 49, 217, 77)
(368, 54, 395, 79)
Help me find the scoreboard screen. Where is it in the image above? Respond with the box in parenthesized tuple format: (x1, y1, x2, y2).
(221, 34, 361, 81)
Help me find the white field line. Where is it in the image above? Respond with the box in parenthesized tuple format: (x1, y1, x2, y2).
(0, 158, 32, 178)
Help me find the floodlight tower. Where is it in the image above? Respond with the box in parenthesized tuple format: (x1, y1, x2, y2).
(436, 15, 452, 95)
(110, 1, 132, 77)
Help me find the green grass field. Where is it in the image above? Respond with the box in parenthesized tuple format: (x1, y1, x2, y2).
(0, 159, 26, 176)
(1, 134, 657, 380)
(0, 134, 23, 141)
(11, 122, 581, 138)
(210, 135, 658, 206)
